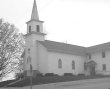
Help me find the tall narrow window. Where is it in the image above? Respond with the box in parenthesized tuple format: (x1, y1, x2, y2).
(36, 25, 40, 32)
(28, 48, 30, 54)
(103, 64, 106, 71)
(58, 59, 62, 68)
(72, 60, 75, 69)
(102, 51, 105, 58)
(84, 62, 87, 70)
(29, 26, 31, 33)
(89, 54, 91, 59)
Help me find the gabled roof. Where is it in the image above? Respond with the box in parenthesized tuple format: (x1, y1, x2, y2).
(87, 42, 110, 53)
(39, 40, 86, 56)
(39, 40, 110, 55)
(23, 31, 110, 55)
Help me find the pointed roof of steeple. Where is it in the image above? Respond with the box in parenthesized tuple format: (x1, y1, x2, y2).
(31, 0, 39, 20)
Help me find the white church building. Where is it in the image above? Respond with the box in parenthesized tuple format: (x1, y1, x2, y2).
(24, 0, 110, 76)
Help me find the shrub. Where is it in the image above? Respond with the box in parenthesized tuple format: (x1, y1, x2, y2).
(36, 73, 44, 77)
(16, 73, 25, 79)
(54, 74, 59, 76)
(72, 74, 77, 77)
(77, 74, 85, 77)
(64, 73, 73, 76)
(45, 73, 56, 76)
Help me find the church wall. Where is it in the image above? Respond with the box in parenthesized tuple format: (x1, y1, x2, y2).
(24, 35, 40, 71)
(38, 43, 48, 74)
(48, 51, 86, 75)
(24, 36, 33, 71)
(91, 50, 110, 75)
(31, 34, 44, 41)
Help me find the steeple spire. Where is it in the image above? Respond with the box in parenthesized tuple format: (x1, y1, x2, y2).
(26, 0, 46, 36)
(31, 0, 39, 20)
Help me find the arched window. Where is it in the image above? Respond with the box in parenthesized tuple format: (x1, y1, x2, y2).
(29, 26, 31, 33)
(36, 25, 40, 32)
(28, 48, 30, 54)
(72, 60, 75, 69)
(102, 51, 105, 58)
(58, 59, 62, 68)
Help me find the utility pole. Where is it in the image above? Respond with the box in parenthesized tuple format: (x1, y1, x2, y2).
(30, 64, 33, 89)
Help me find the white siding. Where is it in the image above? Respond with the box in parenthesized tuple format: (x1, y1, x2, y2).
(48, 51, 86, 75)
(91, 50, 110, 75)
(24, 34, 45, 71)
(38, 43, 48, 74)
(24, 35, 38, 70)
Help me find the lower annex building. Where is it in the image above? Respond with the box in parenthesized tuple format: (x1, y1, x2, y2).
(24, 0, 110, 76)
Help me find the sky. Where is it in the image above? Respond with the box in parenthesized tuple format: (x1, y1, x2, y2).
(0, 0, 110, 47)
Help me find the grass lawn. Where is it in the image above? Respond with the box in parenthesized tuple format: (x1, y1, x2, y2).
(5, 74, 110, 87)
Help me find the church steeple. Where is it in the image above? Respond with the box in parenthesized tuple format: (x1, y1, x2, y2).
(26, 0, 46, 40)
(24, 0, 46, 76)
(31, 0, 39, 20)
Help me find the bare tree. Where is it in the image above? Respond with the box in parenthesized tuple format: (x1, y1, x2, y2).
(0, 19, 25, 81)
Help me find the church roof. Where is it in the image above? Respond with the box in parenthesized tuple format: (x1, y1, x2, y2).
(39, 40, 110, 55)
(39, 40, 86, 56)
(87, 42, 110, 53)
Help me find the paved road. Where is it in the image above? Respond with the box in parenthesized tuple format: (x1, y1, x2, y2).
(2, 78, 110, 89)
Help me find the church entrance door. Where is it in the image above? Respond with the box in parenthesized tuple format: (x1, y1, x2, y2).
(90, 66, 95, 76)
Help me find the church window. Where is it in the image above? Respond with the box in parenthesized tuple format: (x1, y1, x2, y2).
(36, 25, 40, 32)
(102, 51, 105, 58)
(84, 62, 87, 70)
(72, 60, 75, 69)
(103, 64, 106, 71)
(29, 26, 31, 33)
(58, 59, 62, 68)
(28, 48, 30, 54)
(89, 54, 91, 59)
